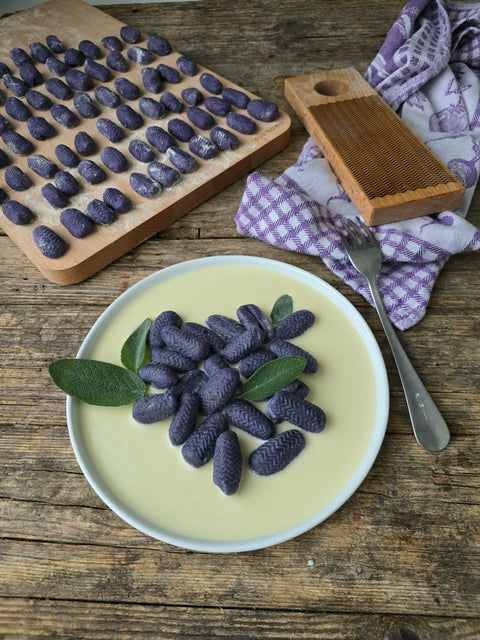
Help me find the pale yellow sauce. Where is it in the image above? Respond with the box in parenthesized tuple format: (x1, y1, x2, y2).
(76, 264, 378, 542)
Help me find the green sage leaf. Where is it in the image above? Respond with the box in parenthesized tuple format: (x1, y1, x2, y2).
(271, 294, 293, 324)
(241, 355, 306, 402)
(48, 359, 146, 406)
(121, 318, 152, 371)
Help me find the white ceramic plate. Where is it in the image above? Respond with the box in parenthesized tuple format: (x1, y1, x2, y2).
(67, 255, 389, 552)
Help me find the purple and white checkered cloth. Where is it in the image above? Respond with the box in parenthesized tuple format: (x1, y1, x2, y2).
(235, 0, 480, 330)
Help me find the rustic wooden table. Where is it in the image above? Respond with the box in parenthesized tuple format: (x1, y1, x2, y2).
(1, 1, 479, 638)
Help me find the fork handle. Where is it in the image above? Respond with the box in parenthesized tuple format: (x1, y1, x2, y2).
(368, 281, 450, 451)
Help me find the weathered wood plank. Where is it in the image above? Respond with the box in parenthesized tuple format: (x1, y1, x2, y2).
(0, 599, 478, 640)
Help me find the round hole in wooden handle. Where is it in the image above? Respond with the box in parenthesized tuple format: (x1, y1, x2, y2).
(314, 79, 349, 96)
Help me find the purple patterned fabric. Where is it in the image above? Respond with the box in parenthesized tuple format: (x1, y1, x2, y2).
(235, 0, 480, 330)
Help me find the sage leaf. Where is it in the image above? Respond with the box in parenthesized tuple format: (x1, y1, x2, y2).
(48, 359, 147, 406)
(121, 318, 151, 371)
(241, 355, 306, 402)
(271, 294, 293, 325)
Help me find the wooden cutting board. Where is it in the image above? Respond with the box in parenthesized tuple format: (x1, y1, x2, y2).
(0, 0, 290, 284)
(284, 67, 464, 226)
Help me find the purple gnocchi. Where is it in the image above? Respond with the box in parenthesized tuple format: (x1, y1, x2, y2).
(84, 59, 111, 82)
(198, 367, 240, 415)
(226, 111, 256, 134)
(60, 208, 95, 238)
(147, 35, 172, 56)
(199, 72, 222, 95)
(103, 187, 132, 213)
(86, 198, 115, 224)
(19, 62, 43, 87)
(160, 325, 210, 362)
(96, 117, 125, 142)
(204, 96, 231, 117)
(106, 51, 128, 72)
(138, 97, 165, 119)
(120, 25, 142, 44)
(188, 135, 218, 160)
(116, 103, 143, 129)
(29, 41, 51, 63)
(169, 392, 200, 446)
(166, 146, 198, 174)
(32, 225, 67, 258)
(9, 48, 32, 67)
(2, 130, 34, 155)
(141, 67, 162, 93)
(74, 131, 96, 156)
(146, 125, 175, 152)
(147, 161, 180, 187)
(101, 146, 128, 173)
(205, 314, 244, 341)
(186, 106, 215, 130)
(138, 363, 178, 389)
(73, 92, 99, 118)
(101, 36, 123, 52)
(247, 99, 279, 122)
(176, 55, 197, 77)
(46, 35, 65, 54)
(65, 68, 93, 91)
(274, 309, 315, 340)
(54, 171, 79, 196)
(249, 429, 305, 476)
(3, 74, 28, 97)
(132, 390, 178, 424)
(181, 87, 203, 106)
(219, 325, 265, 364)
(114, 77, 140, 100)
(130, 172, 160, 198)
(156, 64, 180, 84)
(41, 183, 68, 209)
(182, 412, 228, 468)
(224, 398, 275, 440)
(45, 77, 73, 100)
(127, 46, 153, 66)
(129, 139, 156, 163)
(151, 348, 196, 373)
(149, 310, 183, 347)
(237, 303, 273, 339)
(222, 87, 250, 109)
(159, 91, 183, 113)
(167, 118, 194, 142)
(5, 96, 32, 121)
(28, 154, 59, 178)
(266, 390, 326, 433)
(183, 322, 225, 352)
(2, 200, 34, 225)
(46, 56, 68, 76)
(25, 90, 52, 110)
(213, 430, 242, 495)
(78, 159, 107, 184)
(55, 143, 79, 168)
(27, 116, 56, 140)
(64, 47, 84, 67)
(5, 166, 31, 191)
(50, 104, 78, 128)
(78, 39, 101, 60)
(94, 85, 121, 108)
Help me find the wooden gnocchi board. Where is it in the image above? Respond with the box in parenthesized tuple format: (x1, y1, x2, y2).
(284, 67, 465, 226)
(0, 0, 290, 284)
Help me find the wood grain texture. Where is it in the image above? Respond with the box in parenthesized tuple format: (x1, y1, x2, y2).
(1, 1, 479, 638)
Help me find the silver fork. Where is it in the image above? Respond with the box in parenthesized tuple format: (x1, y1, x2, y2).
(335, 217, 450, 451)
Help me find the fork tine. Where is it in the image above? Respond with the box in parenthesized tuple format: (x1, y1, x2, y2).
(351, 217, 377, 243)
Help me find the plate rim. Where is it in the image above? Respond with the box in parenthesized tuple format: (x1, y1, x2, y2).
(67, 255, 389, 552)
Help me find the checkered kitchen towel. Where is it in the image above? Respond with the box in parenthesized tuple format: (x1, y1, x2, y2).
(235, 0, 480, 330)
